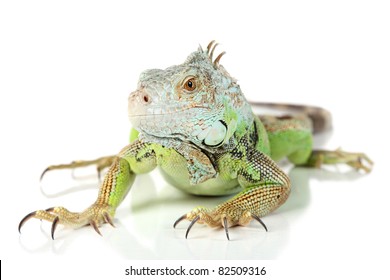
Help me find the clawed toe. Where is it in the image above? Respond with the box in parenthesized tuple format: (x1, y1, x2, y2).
(185, 215, 200, 239)
(348, 153, 373, 173)
(173, 214, 187, 229)
(51, 216, 60, 239)
(309, 149, 374, 173)
(173, 214, 201, 239)
(173, 211, 268, 240)
(18, 207, 56, 234)
(251, 214, 268, 232)
(40, 156, 116, 182)
(89, 220, 102, 236)
(18, 205, 115, 239)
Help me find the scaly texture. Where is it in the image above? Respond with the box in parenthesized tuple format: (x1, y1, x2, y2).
(19, 41, 373, 240)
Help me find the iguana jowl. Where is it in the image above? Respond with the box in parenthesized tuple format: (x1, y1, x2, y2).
(19, 41, 372, 240)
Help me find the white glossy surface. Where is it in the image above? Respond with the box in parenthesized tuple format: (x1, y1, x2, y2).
(1, 0, 389, 279)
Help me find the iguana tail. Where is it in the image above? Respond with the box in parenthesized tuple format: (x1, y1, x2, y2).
(249, 101, 332, 134)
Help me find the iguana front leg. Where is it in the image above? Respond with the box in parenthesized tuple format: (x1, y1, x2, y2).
(175, 148, 291, 240)
(18, 140, 157, 239)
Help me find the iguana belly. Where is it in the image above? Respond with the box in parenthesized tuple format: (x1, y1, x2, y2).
(158, 150, 241, 196)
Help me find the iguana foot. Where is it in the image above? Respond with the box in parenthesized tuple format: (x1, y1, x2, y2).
(40, 155, 116, 181)
(174, 207, 267, 240)
(18, 203, 115, 239)
(306, 148, 373, 173)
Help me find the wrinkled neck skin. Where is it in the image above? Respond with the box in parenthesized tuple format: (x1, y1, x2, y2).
(128, 49, 254, 184)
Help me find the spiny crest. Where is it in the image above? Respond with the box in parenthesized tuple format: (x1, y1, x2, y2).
(187, 40, 226, 69)
(206, 40, 226, 68)
(190, 41, 237, 84)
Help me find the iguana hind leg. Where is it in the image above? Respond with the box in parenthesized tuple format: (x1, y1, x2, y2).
(39, 129, 141, 181)
(40, 155, 116, 181)
(303, 148, 373, 173)
(261, 115, 373, 172)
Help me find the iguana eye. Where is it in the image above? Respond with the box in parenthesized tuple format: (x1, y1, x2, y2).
(183, 77, 197, 92)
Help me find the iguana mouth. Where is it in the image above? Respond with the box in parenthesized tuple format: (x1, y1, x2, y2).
(128, 103, 211, 119)
(138, 129, 188, 141)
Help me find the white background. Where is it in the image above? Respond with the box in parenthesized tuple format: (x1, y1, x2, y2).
(1, 0, 389, 279)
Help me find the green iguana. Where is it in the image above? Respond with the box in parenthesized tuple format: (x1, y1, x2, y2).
(19, 41, 372, 240)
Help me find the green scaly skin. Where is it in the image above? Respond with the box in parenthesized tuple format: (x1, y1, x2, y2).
(19, 41, 373, 240)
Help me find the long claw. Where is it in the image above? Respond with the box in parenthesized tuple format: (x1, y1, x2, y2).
(223, 217, 230, 240)
(103, 212, 115, 228)
(40, 165, 68, 181)
(185, 216, 200, 239)
(173, 214, 187, 228)
(90, 221, 102, 236)
(18, 211, 37, 233)
(40, 167, 50, 182)
(51, 216, 59, 240)
(251, 214, 268, 232)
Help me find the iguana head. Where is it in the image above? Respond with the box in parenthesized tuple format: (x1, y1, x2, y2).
(128, 41, 253, 152)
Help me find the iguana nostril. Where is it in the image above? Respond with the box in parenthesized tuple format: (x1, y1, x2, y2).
(142, 93, 151, 104)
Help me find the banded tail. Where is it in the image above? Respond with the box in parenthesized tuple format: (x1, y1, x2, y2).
(249, 101, 332, 134)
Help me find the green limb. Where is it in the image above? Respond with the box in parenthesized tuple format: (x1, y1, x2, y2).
(175, 139, 291, 239)
(303, 148, 373, 173)
(40, 155, 116, 181)
(19, 140, 158, 238)
(260, 115, 313, 164)
(260, 115, 373, 172)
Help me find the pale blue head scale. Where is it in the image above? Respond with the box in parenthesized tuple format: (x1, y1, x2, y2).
(128, 41, 253, 152)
